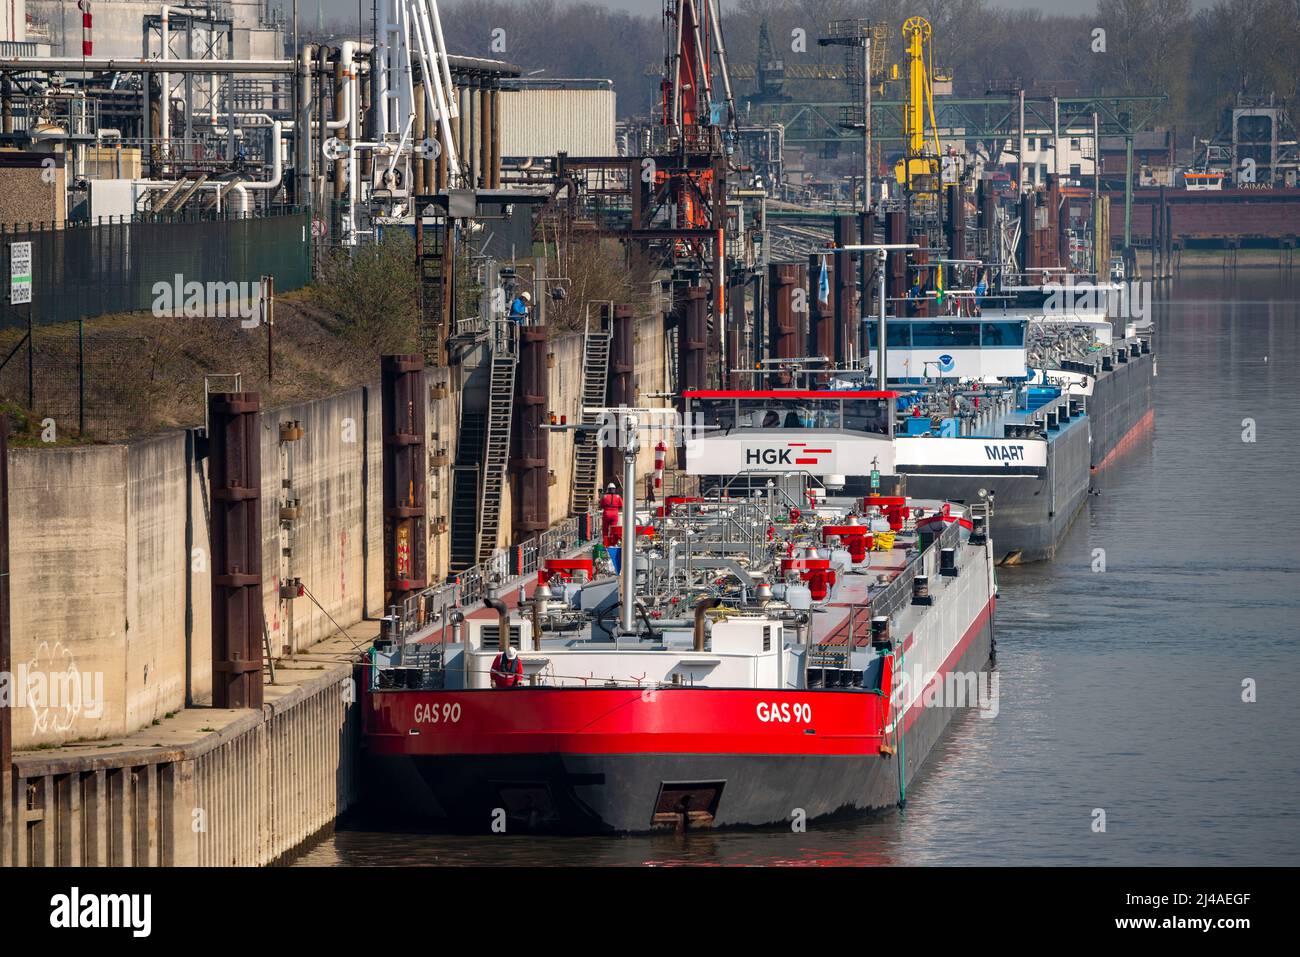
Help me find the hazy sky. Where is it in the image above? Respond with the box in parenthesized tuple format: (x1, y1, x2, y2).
(304, 0, 1219, 26)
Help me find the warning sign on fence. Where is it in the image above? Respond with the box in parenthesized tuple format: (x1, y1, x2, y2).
(10, 241, 32, 305)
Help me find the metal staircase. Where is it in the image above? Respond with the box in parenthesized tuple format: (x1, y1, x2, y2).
(448, 408, 483, 572)
(571, 319, 612, 514)
(476, 321, 518, 564)
(417, 213, 448, 364)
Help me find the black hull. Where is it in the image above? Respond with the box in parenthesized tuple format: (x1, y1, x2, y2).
(904, 416, 1091, 564)
(903, 350, 1154, 563)
(1088, 349, 1155, 467)
(360, 618, 995, 834)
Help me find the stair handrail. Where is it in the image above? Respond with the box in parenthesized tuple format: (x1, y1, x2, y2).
(490, 316, 519, 357)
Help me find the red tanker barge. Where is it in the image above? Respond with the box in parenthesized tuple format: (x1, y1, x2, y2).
(360, 477, 996, 834)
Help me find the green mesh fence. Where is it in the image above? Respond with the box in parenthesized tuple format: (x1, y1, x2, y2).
(0, 208, 311, 329)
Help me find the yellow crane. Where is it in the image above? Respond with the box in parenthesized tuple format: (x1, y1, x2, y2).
(893, 16, 943, 193)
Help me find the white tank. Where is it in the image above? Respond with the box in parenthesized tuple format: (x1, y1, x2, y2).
(830, 548, 853, 572)
(785, 583, 812, 610)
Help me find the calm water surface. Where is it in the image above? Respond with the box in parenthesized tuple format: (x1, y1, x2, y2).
(296, 270, 1300, 866)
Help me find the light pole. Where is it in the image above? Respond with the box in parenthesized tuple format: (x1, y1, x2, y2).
(818, 243, 919, 390)
(546, 406, 680, 636)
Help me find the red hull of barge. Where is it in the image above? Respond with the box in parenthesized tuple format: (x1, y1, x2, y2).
(360, 599, 995, 832)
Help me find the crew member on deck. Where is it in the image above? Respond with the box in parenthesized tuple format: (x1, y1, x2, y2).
(973, 272, 988, 316)
(509, 290, 532, 324)
(490, 645, 524, 688)
(600, 482, 624, 546)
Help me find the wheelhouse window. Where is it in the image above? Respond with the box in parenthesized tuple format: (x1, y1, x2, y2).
(980, 321, 1026, 347)
(842, 398, 890, 435)
(694, 398, 736, 431)
(911, 320, 980, 348)
(688, 395, 891, 435)
(866, 322, 912, 349)
(736, 398, 839, 429)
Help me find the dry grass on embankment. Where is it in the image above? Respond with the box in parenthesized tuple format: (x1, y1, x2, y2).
(0, 290, 397, 445)
(0, 232, 649, 444)
(0, 237, 422, 444)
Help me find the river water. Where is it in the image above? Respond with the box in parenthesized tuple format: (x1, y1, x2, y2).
(295, 270, 1300, 866)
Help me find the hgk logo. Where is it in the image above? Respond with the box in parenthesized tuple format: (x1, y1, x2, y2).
(746, 448, 792, 465)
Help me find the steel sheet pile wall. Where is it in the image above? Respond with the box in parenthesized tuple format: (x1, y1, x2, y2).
(678, 286, 709, 400)
(770, 263, 807, 382)
(5, 667, 357, 866)
(381, 357, 428, 610)
(834, 215, 858, 362)
(807, 252, 834, 360)
(208, 392, 264, 709)
(512, 328, 550, 537)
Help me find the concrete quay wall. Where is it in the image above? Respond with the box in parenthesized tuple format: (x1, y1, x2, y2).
(3, 661, 356, 867)
(4, 316, 670, 751)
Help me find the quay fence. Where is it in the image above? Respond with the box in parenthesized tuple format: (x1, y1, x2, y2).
(0, 207, 311, 329)
(0, 208, 312, 438)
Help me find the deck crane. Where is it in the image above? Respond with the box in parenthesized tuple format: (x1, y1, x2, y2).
(658, 0, 737, 231)
(655, 0, 738, 386)
(894, 15, 943, 194)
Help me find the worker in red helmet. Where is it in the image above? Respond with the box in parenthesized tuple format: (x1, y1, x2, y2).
(490, 645, 524, 688)
(599, 482, 623, 547)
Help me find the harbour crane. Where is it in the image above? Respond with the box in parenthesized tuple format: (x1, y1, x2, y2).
(893, 15, 943, 194)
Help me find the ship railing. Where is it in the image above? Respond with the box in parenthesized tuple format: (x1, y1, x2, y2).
(393, 509, 600, 641)
(514, 514, 587, 579)
(672, 500, 768, 562)
(490, 316, 520, 358)
(814, 518, 963, 665)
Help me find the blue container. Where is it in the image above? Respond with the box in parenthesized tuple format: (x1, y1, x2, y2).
(1026, 386, 1061, 411)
